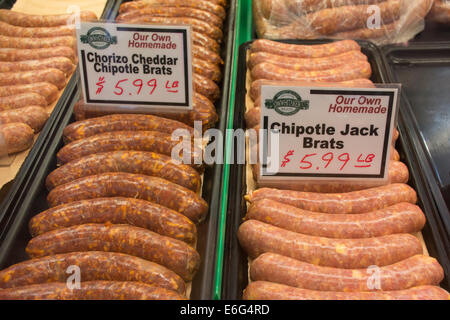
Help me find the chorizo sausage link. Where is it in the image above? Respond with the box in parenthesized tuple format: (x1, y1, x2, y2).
(0, 35, 76, 49)
(193, 73, 220, 102)
(0, 68, 66, 89)
(250, 253, 444, 292)
(238, 220, 422, 268)
(193, 45, 223, 65)
(193, 57, 222, 82)
(46, 151, 201, 192)
(0, 82, 59, 104)
(0, 57, 75, 75)
(0, 251, 185, 294)
(0, 46, 75, 63)
(29, 197, 197, 245)
(46, 172, 208, 223)
(0, 281, 186, 300)
(0, 122, 34, 154)
(0, 21, 76, 38)
(243, 281, 450, 300)
(26, 224, 200, 281)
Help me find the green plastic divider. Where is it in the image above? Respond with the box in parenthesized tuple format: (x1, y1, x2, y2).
(213, 0, 253, 300)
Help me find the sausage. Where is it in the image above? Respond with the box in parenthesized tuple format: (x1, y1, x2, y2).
(0, 122, 34, 154)
(283, 0, 389, 14)
(0, 106, 49, 132)
(0, 251, 185, 294)
(0, 92, 47, 111)
(116, 7, 223, 28)
(63, 113, 195, 143)
(250, 39, 361, 58)
(250, 60, 372, 82)
(0, 281, 186, 300)
(250, 253, 444, 292)
(238, 220, 422, 268)
(0, 68, 66, 89)
(251, 160, 410, 193)
(300, 0, 402, 35)
(0, 21, 76, 38)
(118, 0, 226, 20)
(46, 151, 202, 192)
(247, 199, 426, 238)
(0, 57, 75, 75)
(72, 94, 218, 129)
(429, 0, 450, 25)
(193, 73, 220, 102)
(125, 16, 223, 42)
(0, 10, 97, 27)
(249, 78, 374, 101)
(0, 46, 76, 63)
(247, 183, 417, 214)
(57, 131, 199, 170)
(46, 173, 208, 223)
(29, 197, 197, 245)
(0, 35, 76, 49)
(243, 281, 450, 300)
(0, 82, 59, 104)
(248, 50, 368, 71)
(193, 45, 223, 65)
(26, 224, 200, 281)
(193, 58, 222, 82)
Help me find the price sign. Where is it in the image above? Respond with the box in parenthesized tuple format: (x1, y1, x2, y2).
(76, 22, 193, 111)
(259, 85, 400, 182)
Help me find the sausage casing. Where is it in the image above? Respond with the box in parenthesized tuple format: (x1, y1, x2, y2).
(0, 122, 34, 154)
(243, 281, 450, 300)
(46, 150, 202, 192)
(250, 253, 444, 292)
(0, 106, 49, 132)
(193, 73, 220, 102)
(193, 58, 222, 82)
(0, 92, 47, 111)
(26, 224, 201, 281)
(29, 197, 197, 245)
(0, 68, 66, 89)
(238, 220, 423, 268)
(0, 251, 185, 294)
(46, 172, 208, 223)
(247, 183, 417, 214)
(0, 35, 76, 49)
(0, 82, 59, 104)
(0, 21, 76, 38)
(0, 281, 186, 300)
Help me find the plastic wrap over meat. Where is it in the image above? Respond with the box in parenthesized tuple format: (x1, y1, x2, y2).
(253, 0, 434, 44)
(427, 0, 450, 25)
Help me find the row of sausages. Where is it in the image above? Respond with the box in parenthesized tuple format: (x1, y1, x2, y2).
(253, 0, 433, 43)
(0, 10, 98, 155)
(0, 112, 214, 300)
(239, 40, 449, 300)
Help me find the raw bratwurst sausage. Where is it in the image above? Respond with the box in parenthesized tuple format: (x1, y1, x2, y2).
(238, 220, 423, 268)
(0, 57, 75, 75)
(46, 151, 202, 192)
(246, 199, 426, 238)
(0, 35, 76, 49)
(0, 251, 185, 294)
(0, 82, 59, 104)
(28, 197, 197, 245)
(46, 172, 208, 223)
(0, 281, 186, 300)
(0, 122, 34, 154)
(0, 10, 97, 27)
(0, 68, 66, 89)
(243, 281, 450, 300)
(0, 21, 76, 38)
(0, 92, 47, 111)
(0, 106, 49, 132)
(250, 253, 444, 292)
(246, 183, 417, 214)
(0, 47, 76, 63)
(26, 223, 200, 281)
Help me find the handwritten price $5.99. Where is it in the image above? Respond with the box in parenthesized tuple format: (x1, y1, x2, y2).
(281, 151, 376, 171)
(95, 76, 179, 96)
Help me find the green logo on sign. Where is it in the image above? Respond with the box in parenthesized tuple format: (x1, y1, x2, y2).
(80, 27, 117, 50)
(265, 90, 309, 116)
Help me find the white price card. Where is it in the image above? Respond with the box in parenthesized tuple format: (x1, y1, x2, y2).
(76, 22, 193, 111)
(259, 85, 400, 182)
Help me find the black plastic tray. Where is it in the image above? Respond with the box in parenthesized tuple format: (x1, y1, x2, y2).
(0, 0, 236, 300)
(222, 39, 450, 300)
(383, 42, 450, 253)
